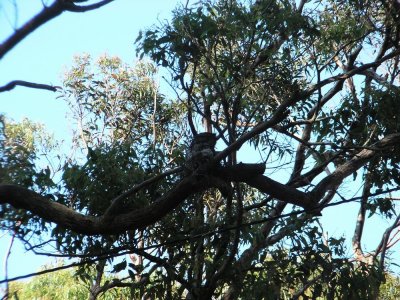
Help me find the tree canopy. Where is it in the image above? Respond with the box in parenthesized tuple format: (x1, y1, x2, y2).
(2, 0, 400, 299)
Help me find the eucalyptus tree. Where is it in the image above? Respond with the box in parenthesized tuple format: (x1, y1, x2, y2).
(2, 0, 400, 299)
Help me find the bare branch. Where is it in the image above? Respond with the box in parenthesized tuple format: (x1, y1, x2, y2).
(241, 174, 313, 208)
(63, 0, 114, 13)
(0, 1, 63, 59)
(375, 213, 400, 270)
(306, 48, 400, 96)
(0, 0, 115, 59)
(215, 164, 312, 208)
(0, 80, 59, 93)
(352, 168, 373, 260)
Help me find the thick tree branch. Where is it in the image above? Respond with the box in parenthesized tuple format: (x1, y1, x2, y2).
(0, 175, 209, 235)
(216, 163, 311, 208)
(0, 164, 263, 235)
(242, 175, 313, 208)
(0, 80, 59, 93)
(312, 133, 400, 202)
(1, 133, 399, 236)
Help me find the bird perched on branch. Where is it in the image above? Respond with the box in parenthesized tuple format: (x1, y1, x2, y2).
(185, 132, 217, 174)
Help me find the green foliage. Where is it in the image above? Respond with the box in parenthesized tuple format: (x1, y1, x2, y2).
(0, 118, 54, 188)
(137, 0, 310, 147)
(8, 264, 131, 300)
(9, 269, 87, 300)
(380, 274, 400, 300)
(50, 55, 187, 256)
(62, 54, 182, 148)
(61, 143, 146, 214)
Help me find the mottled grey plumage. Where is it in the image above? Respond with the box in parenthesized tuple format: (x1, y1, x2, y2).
(185, 132, 217, 174)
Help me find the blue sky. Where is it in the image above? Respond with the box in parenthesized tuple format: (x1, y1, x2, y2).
(1, 0, 399, 288)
